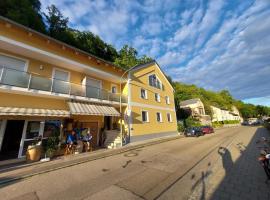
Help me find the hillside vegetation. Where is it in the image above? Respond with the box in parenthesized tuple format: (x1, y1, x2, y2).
(173, 82, 270, 119)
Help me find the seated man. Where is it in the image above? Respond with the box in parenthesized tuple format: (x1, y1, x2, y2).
(65, 130, 77, 154)
(82, 129, 93, 152)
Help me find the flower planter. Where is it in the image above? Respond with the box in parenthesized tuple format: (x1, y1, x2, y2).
(26, 145, 42, 162)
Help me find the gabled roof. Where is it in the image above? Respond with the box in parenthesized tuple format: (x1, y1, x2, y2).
(130, 60, 174, 92)
(180, 98, 202, 106)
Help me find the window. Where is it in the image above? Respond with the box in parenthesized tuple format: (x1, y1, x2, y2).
(156, 112, 162, 122)
(43, 120, 61, 138)
(149, 74, 162, 89)
(142, 111, 149, 122)
(155, 93, 161, 102)
(111, 86, 117, 94)
(167, 113, 172, 122)
(86, 77, 102, 98)
(52, 68, 70, 94)
(141, 88, 147, 99)
(0, 54, 27, 71)
(165, 96, 170, 104)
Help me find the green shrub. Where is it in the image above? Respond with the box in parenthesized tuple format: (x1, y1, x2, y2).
(184, 117, 202, 128)
(177, 122, 185, 133)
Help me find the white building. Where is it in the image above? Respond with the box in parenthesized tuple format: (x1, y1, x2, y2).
(180, 98, 211, 125)
(211, 106, 242, 122)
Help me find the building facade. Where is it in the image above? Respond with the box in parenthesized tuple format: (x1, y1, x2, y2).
(180, 98, 211, 125)
(211, 106, 242, 122)
(0, 17, 177, 160)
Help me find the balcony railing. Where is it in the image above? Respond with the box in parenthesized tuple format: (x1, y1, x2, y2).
(0, 67, 127, 103)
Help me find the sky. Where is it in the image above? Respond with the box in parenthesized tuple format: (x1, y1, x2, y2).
(40, 0, 270, 106)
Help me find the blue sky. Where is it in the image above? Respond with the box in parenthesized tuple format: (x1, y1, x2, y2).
(40, 0, 270, 106)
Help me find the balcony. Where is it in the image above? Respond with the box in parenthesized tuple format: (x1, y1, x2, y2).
(0, 67, 127, 103)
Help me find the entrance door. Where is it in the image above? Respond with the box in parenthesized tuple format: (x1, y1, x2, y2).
(82, 122, 98, 148)
(0, 120, 24, 160)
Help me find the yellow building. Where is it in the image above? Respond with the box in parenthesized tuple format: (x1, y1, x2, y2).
(0, 16, 177, 160)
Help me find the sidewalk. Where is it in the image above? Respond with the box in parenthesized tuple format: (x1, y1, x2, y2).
(189, 127, 270, 200)
(0, 134, 182, 186)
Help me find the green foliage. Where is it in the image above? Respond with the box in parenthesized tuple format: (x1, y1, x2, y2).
(173, 82, 270, 120)
(177, 122, 185, 133)
(223, 120, 240, 124)
(184, 116, 202, 128)
(212, 121, 223, 128)
(0, 0, 46, 33)
(114, 45, 152, 69)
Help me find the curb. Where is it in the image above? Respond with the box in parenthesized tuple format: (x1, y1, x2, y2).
(0, 135, 183, 186)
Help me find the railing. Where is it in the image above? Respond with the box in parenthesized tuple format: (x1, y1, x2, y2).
(0, 67, 127, 103)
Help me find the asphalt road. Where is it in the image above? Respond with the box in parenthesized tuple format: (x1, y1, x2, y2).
(0, 126, 263, 200)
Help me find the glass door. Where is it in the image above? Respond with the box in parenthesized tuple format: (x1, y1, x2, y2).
(19, 121, 44, 157)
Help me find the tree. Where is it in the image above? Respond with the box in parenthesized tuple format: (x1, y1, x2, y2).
(44, 5, 77, 46)
(0, 0, 46, 33)
(114, 45, 153, 69)
(74, 31, 118, 62)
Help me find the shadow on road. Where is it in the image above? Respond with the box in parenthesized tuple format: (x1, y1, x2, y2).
(209, 127, 270, 200)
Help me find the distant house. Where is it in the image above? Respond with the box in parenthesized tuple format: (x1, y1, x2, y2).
(180, 98, 211, 125)
(211, 106, 242, 122)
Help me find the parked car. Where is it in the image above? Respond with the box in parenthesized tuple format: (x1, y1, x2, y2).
(200, 126, 214, 134)
(184, 127, 204, 137)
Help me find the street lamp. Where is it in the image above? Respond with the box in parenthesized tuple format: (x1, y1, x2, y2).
(119, 64, 138, 146)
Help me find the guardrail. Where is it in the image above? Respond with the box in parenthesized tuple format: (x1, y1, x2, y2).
(0, 67, 127, 103)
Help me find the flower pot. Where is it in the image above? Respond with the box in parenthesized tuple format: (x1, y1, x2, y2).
(26, 145, 42, 162)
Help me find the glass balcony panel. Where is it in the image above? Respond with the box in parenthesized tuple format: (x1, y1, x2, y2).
(100, 90, 109, 100)
(29, 75, 52, 91)
(1, 68, 29, 88)
(70, 83, 85, 97)
(110, 93, 120, 102)
(52, 79, 70, 94)
(121, 95, 128, 103)
(86, 86, 100, 99)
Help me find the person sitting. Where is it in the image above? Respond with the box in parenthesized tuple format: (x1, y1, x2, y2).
(82, 129, 93, 152)
(65, 131, 77, 155)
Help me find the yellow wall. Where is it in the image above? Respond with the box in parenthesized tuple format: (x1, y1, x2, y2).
(0, 20, 124, 78)
(0, 49, 120, 93)
(0, 92, 67, 110)
(129, 63, 177, 136)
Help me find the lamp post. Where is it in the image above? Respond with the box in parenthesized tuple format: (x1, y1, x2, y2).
(119, 65, 138, 146)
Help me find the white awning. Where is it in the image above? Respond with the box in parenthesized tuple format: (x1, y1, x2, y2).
(68, 101, 120, 117)
(0, 107, 70, 117)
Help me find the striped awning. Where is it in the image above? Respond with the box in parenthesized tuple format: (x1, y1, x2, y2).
(0, 107, 70, 117)
(68, 101, 120, 116)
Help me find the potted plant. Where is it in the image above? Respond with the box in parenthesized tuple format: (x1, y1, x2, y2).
(26, 136, 42, 162)
(44, 136, 59, 159)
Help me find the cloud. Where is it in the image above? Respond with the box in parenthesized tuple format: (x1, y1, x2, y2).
(40, 0, 270, 102)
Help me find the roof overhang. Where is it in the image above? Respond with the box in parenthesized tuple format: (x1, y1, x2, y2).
(0, 35, 122, 83)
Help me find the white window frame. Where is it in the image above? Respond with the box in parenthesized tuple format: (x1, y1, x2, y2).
(148, 73, 162, 90)
(156, 112, 162, 122)
(141, 110, 149, 123)
(0, 52, 29, 72)
(155, 93, 161, 102)
(18, 120, 45, 158)
(140, 88, 148, 99)
(165, 96, 170, 104)
(111, 84, 117, 93)
(52, 67, 70, 81)
(85, 76, 102, 89)
(167, 113, 173, 122)
(0, 120, 7, 152)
